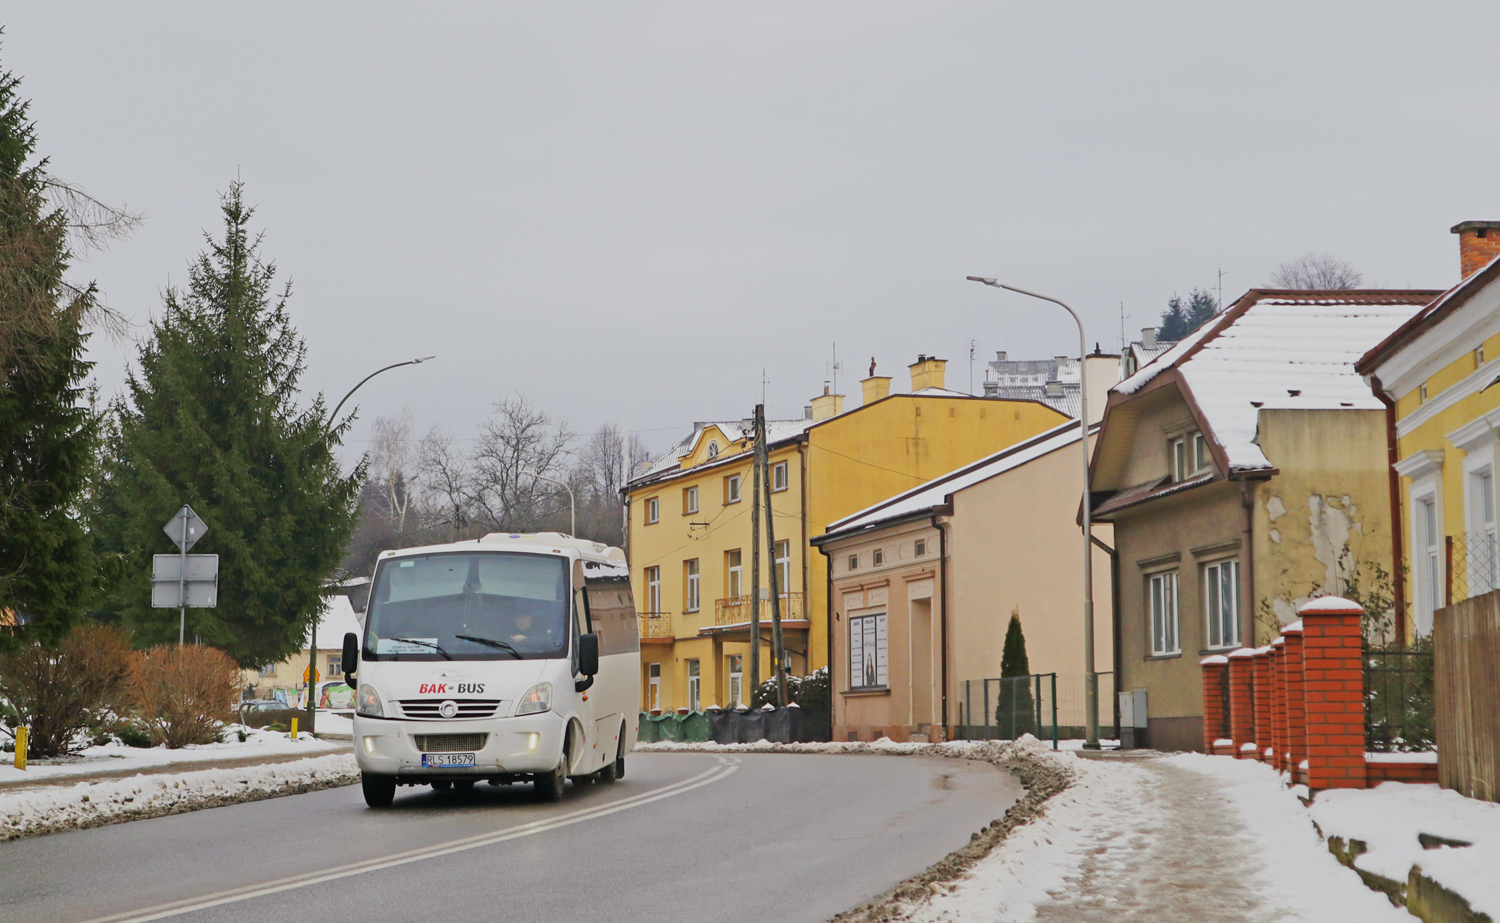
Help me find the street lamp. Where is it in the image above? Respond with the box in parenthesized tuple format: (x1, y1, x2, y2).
(306, 355, 433, 736)
(522, 471, 576, 537)
(967, 276, 1100, 749)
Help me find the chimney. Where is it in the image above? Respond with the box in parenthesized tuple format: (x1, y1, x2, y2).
(908, 354, 948, 392)
(983, 380, 999, 397)
(1045, 379, 1063, 398)
(810, 383, 844, 421)
(1452, 221, 1500, 280)
(994, 350, 1007, 361)
(1141, 327, 1158, 348)
(861, 375, 892, 406)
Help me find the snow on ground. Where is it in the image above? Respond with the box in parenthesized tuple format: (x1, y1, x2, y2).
(0, 717, 347, 785)
(1307, 779, 1500, 918)
(0, 752, 358, 841)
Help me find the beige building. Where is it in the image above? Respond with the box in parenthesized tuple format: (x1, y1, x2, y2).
(814, 419, 1114, 743)
(240, 595, 363, 707)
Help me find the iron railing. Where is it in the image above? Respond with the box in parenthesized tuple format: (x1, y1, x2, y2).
(714, 592, 804, 626)
(1446, 531, 1500, 605)
(954, 672, 1116, 747)
(1365, 643, 1435, 753)
(638, 612, 673, 639)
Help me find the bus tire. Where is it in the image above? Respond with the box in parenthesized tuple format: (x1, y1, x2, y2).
(614, 726, 626, 780)
(362, 773, 396, 808)
(535, 759, 566, 802)
(599, 732, 624, 783)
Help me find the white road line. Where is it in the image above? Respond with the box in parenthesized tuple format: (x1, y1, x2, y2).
(75, 756, 742, 923)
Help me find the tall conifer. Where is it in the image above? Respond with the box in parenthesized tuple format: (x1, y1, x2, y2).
(95, 184, 361, 666)
(0, 53, 97, 647)
(996, 609, 1037, 737)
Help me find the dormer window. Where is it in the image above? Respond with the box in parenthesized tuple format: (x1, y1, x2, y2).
(707, 441, 719, 459)
(1171, 432, 1211, 482)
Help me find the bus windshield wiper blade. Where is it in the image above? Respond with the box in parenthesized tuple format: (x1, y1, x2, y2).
(455, 634, 522, 658)
(390, 638, 451, 660)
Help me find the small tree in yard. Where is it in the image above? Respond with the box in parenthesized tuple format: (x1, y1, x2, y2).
(996, 609, 1037, 738)
(128, 644, 241, 748)
(0, 624, 133, 758)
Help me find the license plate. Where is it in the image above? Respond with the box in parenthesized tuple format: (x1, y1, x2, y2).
(422, 753, 475, 768)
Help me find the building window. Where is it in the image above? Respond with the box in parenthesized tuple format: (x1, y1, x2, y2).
(775, 540, 790, 591)
(648, 662, 662, 711)
(645, 497, 660, 524)
(707, 441, 719, 459)
(1170, 432, 1210, 482)
(849, 613, 888, 689)
(1421, 497, 1441, 613)
(1149, 572, 1180, 656)
(685, 559, 701, 612)
(645, 566, 661, 614)
(772, 461, 788, 492)
(687, 659, 701, 711)
(914, 539, 927, 557)
(1194, 433, 1210, 473)
(1203, 559, 1240, 649)
(726, 550, 743, 598)
(684, 486, 699, 515)
(1420, 382, 1429, 403)
(327, 656, 343, 677)
(258, 665, 276, 678)
(1471, 469, 1497, 595)
(873, 548, 884, 566)
(848, 553, 859, 571)
(728, 654, 743, 707)
(725, 474, 742, 504)
(1478, 345, 1487, 368)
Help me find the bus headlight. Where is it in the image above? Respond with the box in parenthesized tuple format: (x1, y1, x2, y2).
(356, 684, 386, 718)
(515, 682, 552, 716)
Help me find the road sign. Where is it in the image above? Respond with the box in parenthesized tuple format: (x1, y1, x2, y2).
(163, 505, 208, 553)
(152, 554, 219, 608)
(303, 666, 320, 684)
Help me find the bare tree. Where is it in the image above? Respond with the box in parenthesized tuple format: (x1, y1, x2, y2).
(1268, 253, 1364, 290)
(368, 408, 416, 534)
(467, 394, 575, 533)
(415, 427, 475, 542)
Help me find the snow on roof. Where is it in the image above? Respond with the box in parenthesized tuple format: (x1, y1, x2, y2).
(823, 420, 1086, 537)
(634, 417, 812, 483)
(304, 594, 363, 649)
(1116, 293, 1433, 472)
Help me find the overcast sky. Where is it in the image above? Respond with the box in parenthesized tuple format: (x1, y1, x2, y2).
(5, 3, 1497, 463)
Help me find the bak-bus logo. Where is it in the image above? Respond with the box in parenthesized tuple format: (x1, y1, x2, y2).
(418, 683, 486, 695)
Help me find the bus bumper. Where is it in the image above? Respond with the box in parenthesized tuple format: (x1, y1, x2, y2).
(353, 712, 567, 779)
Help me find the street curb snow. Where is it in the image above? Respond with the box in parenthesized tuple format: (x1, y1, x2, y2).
(639, 737, 1076, 923)
(0, 753, 360, 842)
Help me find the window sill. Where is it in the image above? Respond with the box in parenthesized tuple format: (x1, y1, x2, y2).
(1144, 652, 1182, 661)
(1199, 646, 1240, 656)
(724, 499, 741, 505)
(841, 687, 891, 697)
(684, 608, 700, 614)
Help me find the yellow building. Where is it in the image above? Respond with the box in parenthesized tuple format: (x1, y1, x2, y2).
(1359, 222, 1500, 639)
(625, 355, 1073, 713)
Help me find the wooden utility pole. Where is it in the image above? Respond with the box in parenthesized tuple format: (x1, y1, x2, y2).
(748, 405, 764, 699)
(763, 416, 788, 707)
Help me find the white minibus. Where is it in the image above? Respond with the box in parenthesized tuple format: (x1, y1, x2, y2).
(343, 532, 640, 807)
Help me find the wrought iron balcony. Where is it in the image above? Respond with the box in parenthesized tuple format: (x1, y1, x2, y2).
(713, 592, 804, 626)
(638, 612, 673, 639)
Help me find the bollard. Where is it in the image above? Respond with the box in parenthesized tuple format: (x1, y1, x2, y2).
(290, 717, 299, 740)
(13, 726, 27, 771)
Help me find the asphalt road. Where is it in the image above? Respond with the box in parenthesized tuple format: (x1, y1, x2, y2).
(0, 752, 1020, 923)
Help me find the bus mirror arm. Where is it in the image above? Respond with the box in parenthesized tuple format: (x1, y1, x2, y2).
(575, 675, 595, 693)
(342, 632, 359, 686)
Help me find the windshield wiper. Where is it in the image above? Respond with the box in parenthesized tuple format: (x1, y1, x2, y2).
(390, 638, 451, 660)
(455, 634, 523, 659)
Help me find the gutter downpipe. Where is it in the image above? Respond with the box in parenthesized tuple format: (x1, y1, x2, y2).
(816, 541, 834, 737)
(1370, 374, 1407, 645)
(1090, 533, 1121, 740)
(932, 513, 951, 741)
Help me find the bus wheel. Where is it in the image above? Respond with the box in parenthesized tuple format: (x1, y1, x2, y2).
(362, 773, 396, 808)
(534, 759, 566, 802)
(453, 779, 475, 793)
(430, 780, 452, 791)
(599, 735, 623, 784)
(614, 731, 626, 781)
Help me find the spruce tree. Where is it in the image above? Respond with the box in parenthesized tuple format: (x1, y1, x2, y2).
(0, 54, 97, 647)
(996, 609, 1037, 738)
(94, 183, 361, 666)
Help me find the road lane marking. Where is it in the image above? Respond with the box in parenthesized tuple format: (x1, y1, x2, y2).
(75, 756, 741, 923)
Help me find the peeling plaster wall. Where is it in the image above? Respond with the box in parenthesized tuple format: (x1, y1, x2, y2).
(1253, 409, 1392, 641)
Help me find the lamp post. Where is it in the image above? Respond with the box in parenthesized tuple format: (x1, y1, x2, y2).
(306, 355, 433, 736)
(521, 471, 576, 537)
(967, 276, 1100, 749)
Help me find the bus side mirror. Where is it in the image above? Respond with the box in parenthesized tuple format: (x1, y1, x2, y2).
(342, 632, 359, 682)
(579, 633, 600, 677)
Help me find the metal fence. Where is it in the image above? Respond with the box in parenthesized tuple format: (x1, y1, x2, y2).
(954, 672, 1116, 746)
(1364, 644, 1435, 753)
(1435, 591, 1500, 802)
(1446, 531, 1499, 606)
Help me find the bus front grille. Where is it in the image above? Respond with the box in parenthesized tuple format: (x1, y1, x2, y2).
(397, 699, 503, 719)
(414, 733, 488, 753)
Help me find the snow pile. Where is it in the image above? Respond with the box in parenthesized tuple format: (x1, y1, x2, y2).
(1309, 781, 1500, 918)
(0, 753, 358, 841)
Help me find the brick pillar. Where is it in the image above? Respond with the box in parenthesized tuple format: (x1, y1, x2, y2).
(1282, 623, 1307, 784)
(1271, 638, 1287, 772)
(1300, 598, 1367, 791)
(1227, 648, 1256, 758)
(1200, 655, 1230, 752)
(1252, 648, 1273, 762)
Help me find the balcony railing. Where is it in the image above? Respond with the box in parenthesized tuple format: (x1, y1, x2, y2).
(638, 612, 673, 639)
(713, 592, 804, 626)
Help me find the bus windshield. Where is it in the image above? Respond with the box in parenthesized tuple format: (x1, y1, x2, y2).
(364, 552, 569, 661)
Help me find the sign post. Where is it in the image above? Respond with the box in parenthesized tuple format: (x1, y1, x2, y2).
(157, 506, 215, 644)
